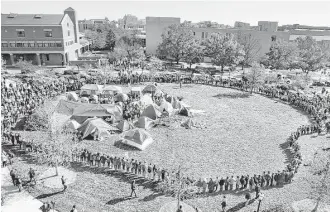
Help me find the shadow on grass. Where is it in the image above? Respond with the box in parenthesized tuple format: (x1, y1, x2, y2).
(227, 199, 256, 212)
(105, 196, 135, 205)
(139, 192, 163, 202)
(212, 92, 251, 99)
(35, 190, 62, 199)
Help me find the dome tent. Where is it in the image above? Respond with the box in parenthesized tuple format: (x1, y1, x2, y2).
(78, 117, 111, 139)
(141, 104, 161, 120)
(65, 119, 81, 130)
(116, 120, 135, 132)
(160, 100, 174, 114)
(179, 106, 191, 117)
(134, 116, 154, 130)
(121, 128, 153, 150)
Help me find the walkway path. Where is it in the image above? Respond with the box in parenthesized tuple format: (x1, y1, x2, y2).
(1, 166, 58, 212)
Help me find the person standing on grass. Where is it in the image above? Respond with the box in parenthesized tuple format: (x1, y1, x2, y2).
(130, 180, 137, 197)
(10, 169, 16, 186)
(28, 167, 36, 185)
(142, 161, 147, 178)
(236, 176, 241, 191)
(219, 177, 225, 192)
(221, 195, 227, 212)
(61, 176, 67, 192)
(70, 205, 78, 212)
(224, 177, 229, 191)
(16, 175, 22, 192)
(147, 163, 152, 179)
(177, 205, 183, 212)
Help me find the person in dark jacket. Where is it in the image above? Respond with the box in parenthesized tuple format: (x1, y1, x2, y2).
(130, 180, 137, 197)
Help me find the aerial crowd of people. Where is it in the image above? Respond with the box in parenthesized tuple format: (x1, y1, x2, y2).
(1, 68, 329, 212)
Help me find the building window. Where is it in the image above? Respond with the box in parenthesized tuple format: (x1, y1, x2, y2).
(68, 30, 70, 36)
(37, 42, 43, 47)
(67, 23, 69, 27)
(205, 32, 208, 38)
(202, 32, 204, 39)
(23, 42, 28, 47)
(45, 54, 50, 61)
(1, 42, 8, 48)
(9, 42, 15, 47)
(16, 42, 24, 47)
(56, 41, 62, 47)
(193, 32, 196, 36)
(28, 42, 35, 47)
(44, 29, 52, 37)
(16, 30, 25, 37)
(271, 35, 277, 41)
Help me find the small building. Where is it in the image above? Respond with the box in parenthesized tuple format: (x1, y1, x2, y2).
(1, 7, 87, 66)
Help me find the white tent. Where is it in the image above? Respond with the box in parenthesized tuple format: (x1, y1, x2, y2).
(160, 100, 174, 114)
(65, 119, 81, 130)
(80, 84, 103, 96)
(67, 92, 79, 102)
(140, 94, 153, 106)
(121, 128, 153, 150)
(103, 85, 123, 94)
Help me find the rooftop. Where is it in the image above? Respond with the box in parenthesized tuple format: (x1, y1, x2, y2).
(1, 13, 64, 25)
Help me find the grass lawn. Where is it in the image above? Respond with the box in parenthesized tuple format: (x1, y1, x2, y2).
(6, 83, 329, 212)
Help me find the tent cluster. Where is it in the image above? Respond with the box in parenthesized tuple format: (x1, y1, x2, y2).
(54, 83, 195, 150)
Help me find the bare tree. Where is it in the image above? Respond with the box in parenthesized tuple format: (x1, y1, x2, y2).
(245, 63, 266, 93)
(236, 32, 261, 70)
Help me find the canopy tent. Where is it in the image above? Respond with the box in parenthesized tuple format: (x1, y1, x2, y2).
(181, 118, 195, 129)
(80, 84, 103, 96)
(78, 117, 111, 139)
(116, 120, 135, 132)
(160, 100, 174, 114)
(81, 97, 89, 103)
(140, 94, 154, 106)
(65, 119, 81, 130)
(142, 84, 158, 94)
(115, 93, 129, 102)
(67, 92, 79, 102)
(134, 116, 154, 130)
(121, 128, 153, 150)
(102, 85, 122, 94)
(179, 106, 191, 117)
(141, 104, 161, 120)
(4, 79, 17, 88)
(55, 100, 122, 120)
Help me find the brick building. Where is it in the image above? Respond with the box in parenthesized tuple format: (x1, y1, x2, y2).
(1, 7, 88, 66)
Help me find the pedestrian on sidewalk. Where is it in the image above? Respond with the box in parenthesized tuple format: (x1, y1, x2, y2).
(61, 176, 67, 192)
(2, 153, 8, 167)
(130, 180, 137, 197)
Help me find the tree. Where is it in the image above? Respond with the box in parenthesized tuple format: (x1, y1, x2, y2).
(183, 38, 203, 69)
(245, 63, 266, 93)
(105, 29, 116, 51)
(15, 59, 38, 73)
(157, 24, 195, 64)
(203, 33, 245, 71)
(265, 39, 299, 70)
(236, 32, 261, 69)
(21, 99, 78, 176)
(308, 150, 330, 212)
(291, 74, 312, 90)
(296, 36, 330, 74)
(116, 32, 145, 64)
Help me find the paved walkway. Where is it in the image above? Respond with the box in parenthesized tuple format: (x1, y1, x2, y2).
(1, 166, 58, 212)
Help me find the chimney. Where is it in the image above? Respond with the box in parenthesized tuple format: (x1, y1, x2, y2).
(64, 7, 79, 43)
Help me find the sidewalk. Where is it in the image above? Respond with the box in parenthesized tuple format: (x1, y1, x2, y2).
(1, 166, 58, 212)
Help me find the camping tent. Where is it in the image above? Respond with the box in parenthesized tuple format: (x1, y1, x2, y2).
(131, 87, 142, 96)
(141, 104, 161, 120)
(80, 84, 103, 96)
(65, 119, 81, 130)
(140, 94, 153, 106)
(134, 116, 154, 130)
(116, 120, 134, 132)
(179, 106, 191, 116)
(160, 100, 174, 114)
(70, 116, 89, 124)
(67, 92, 79, 102)
(181, 118, 195, 129)
(142, 84, 158, 94)
(121, 128, 153, 150)
(172, 97, 181, 109)
(81, 97, 89, 103)
(78, 117, 111, 139)
(103, 85, 122, 94)
(55, 100, 122, 120)
(115, 93, 129, 102)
